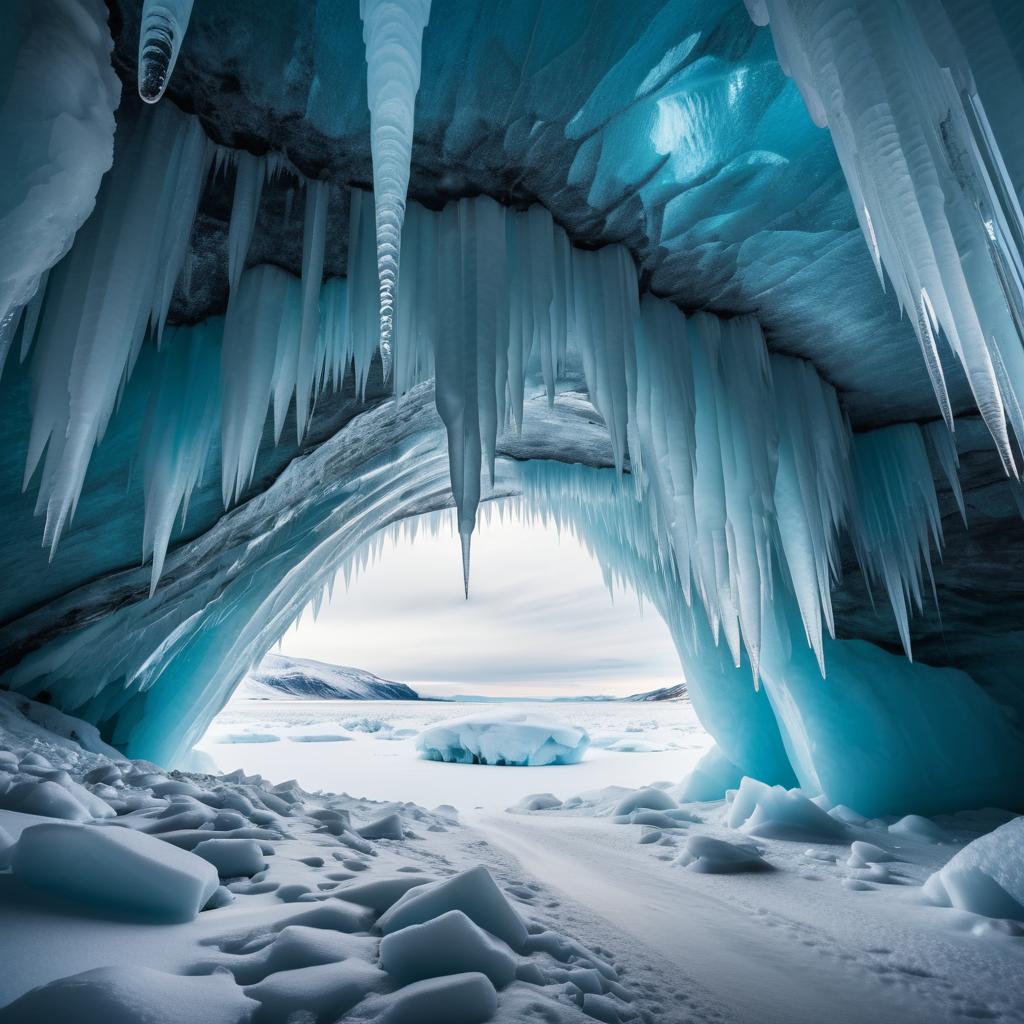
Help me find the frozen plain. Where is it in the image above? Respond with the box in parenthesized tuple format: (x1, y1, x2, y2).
(196, 698, 712, 812)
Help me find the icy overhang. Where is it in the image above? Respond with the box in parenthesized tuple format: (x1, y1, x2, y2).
(106, 0, 969, 429)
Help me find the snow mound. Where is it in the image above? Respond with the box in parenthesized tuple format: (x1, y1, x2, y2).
(416, 712, 589, 767)
(377, 866, 529, 951)
(727, 777, 847, 842)
(0, 779, 92, 821)
(676, 835, 770, 874)
(288, 734, 352, 743)
(889, 815, 951, 845)
(510, 793, 563, 812)
(0, 966, 256, 1024)
(379, 909, 517, 987)
(922, 816, 1024, 920)
(613, 787, 676, 816)
(11, 822, 219, 922)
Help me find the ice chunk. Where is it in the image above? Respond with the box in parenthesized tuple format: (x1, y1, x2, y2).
(377, 866, 528, 951)
(0, 779, 91, 821)
(335, 874, 435, 914)
(380, 909, 516, 987)
(370, 971, 497, 1024)
(0, 967, 254, 1024)
(416, 712, 589, 767)
(613, 788, 676, 816)
(889, 815, 951, 845)
(676, 835, 770, 874)
(12, 821, 219, 922)
(0, 824, 14, 869)
(192, 837, 266, 878)
(357, 812, 404, 840)
(727, 777, 847, 843)
(243, 959, 385, 1023)
(922, 816, 1024, 920)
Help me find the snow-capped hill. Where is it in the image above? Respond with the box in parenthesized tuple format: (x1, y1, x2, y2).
(625, 683, 688, 702)
(237, 654, 420, 701)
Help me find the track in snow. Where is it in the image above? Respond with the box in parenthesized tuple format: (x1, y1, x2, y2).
(471, 812, 948, 1024)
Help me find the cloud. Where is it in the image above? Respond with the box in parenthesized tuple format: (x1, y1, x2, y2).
(279, 507, 681, 697)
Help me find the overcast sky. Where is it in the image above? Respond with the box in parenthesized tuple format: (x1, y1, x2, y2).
(279, 505, 682, 697)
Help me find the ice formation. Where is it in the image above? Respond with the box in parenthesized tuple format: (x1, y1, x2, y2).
(0, 0, 120, 370)
(359, 0, 431, 379)
(417, 713, 590, 767)
(748, 0, 1024, 475)
(923, 816, 1024, 920)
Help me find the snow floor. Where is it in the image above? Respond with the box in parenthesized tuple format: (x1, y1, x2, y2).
(196, 699, 713, 811)
(1, 692, 1022, 1023)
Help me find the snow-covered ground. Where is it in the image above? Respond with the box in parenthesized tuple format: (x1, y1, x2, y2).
(2, 692, 1022, 1023)
(196, 699, 711, 812)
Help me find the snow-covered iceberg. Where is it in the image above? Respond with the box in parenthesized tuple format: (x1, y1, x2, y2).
(416, 712, 590, 767)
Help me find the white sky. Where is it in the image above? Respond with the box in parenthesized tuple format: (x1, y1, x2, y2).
(278, 504, 682, 698)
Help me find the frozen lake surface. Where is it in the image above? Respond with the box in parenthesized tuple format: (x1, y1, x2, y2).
(197, 698, 712, 811)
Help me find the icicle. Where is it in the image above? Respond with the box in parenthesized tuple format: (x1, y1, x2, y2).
(25, 102, 210, 554)
(359, 0, 432, 380)
(138, 0, 195, 103)
(227, 152, 266, 293)
(141, 322, 220, 593)
(296, 180, 329, 439)
(924, 419, 967, 525)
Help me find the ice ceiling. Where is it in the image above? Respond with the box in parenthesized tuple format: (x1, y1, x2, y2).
(0, 0, 1023, 813)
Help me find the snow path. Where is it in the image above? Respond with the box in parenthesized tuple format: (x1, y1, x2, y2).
(471, 812, 948, 1024)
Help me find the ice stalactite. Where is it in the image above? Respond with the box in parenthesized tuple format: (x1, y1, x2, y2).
(141, 322, 221, 595)
(297, 180, 331, 440)
(0, 0, 120, 372)
(226, 153, 266, 294)
(747, 0, 1024, 475)
(137, 0, 195, 103)
(359, 0, 432, 380)
(24, 102, 211, 555)
(848, 425, 943, 660)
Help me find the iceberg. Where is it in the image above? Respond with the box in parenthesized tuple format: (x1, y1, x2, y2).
(416, 712, 590, 767)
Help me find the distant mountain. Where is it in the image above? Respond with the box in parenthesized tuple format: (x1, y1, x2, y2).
(624, 682, 688, 702)
(237, 654, 420, 701)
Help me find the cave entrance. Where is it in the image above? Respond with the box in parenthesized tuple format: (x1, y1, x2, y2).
(194, 502, 711, 810)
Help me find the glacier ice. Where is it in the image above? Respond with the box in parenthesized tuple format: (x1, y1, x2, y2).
(416, 712, 590, 767)
(0, 0, 120, 371)
(137, 0, 194, 103)
(359, 0, 432, 379)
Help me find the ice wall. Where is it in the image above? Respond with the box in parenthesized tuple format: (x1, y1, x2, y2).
(748, 0, 1024, 475)
(0, 0, 120, 369)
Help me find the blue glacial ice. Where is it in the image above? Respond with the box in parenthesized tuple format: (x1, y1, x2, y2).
(417, 712, 590, 767)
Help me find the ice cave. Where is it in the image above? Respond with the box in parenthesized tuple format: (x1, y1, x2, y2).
(1, 1, 1023, 1021)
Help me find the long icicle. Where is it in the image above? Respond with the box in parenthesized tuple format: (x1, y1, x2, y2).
(359, 0, 432, 382)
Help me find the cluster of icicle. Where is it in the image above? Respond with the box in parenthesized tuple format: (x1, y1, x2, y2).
(746, 0, 1024, 478)
(16, 100, 955, 677)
